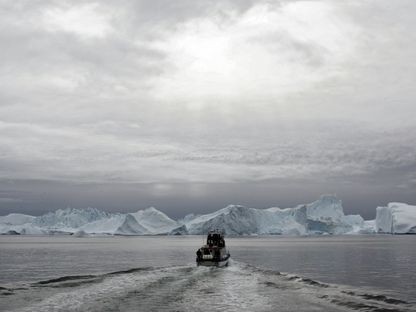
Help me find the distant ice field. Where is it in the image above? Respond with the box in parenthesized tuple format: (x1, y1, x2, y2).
(0, 235, 415, 311)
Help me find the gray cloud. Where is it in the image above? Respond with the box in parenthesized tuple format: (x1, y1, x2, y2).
(0, 0, 415, 216)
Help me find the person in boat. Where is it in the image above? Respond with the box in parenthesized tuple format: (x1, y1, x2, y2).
(196, 249, 202, 260)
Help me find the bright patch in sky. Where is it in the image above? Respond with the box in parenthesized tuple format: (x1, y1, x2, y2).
(43, 3, 112, 38)
(152, 1, 359, 105)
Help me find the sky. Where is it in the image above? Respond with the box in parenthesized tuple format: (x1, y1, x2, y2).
(0, 0, 415, 219)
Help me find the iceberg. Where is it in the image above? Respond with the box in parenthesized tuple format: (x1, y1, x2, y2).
(183, 205, 262, 235)
(359, 220, 376, 234)
(177, 195, 364, 236)
(169, 224, 188, 235)
(130, 207, 178, 234)
(376, 203, 416, 234)
(0, 223, 45, 235)
(178, 213, 200, 224)
(304, 195, 364, 234)
(0, 206, 177, 236)
(80, 214, 149, 235)
(33, 207, 111, 230)
(0, 213, 44, 235)
(0, 213, 35, 225)
(306, 195, 345, 223)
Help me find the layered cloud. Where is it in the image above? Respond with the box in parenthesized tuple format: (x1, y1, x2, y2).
(0, 0, 415, 192)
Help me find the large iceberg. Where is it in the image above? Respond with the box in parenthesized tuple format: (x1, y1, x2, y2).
(80, 214, 149, 235)
(177, 204, 307, 235)
(174, 195, 364, 235)
(0, 213, 44, 235)
(304, 195, 364, 234)
(0, 223, 45, 235)
(0, 206, 177, 236)
(33, 207, 111, 230)
(130, 207, 178, 234)
(0, 213, 35, 225)
(376, 203, 416, 234)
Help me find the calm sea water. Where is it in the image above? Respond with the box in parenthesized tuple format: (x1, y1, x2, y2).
(0, 235, 415, 311)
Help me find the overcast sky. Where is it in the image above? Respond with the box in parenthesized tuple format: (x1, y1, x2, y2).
(0, 0, 415, 219)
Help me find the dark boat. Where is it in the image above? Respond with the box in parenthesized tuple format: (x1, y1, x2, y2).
(196, 230, 230, 267)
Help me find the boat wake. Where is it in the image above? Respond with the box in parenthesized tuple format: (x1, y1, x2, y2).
(1, 261, 414, 312)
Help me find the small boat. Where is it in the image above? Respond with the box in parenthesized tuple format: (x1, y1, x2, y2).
(196, 230, 230, 267)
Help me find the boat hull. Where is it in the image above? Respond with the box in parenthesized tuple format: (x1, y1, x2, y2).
(197, 255, 230, 267)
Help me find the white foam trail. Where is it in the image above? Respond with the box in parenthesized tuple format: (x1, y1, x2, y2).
(4, 262, 414, 312)
(14, 266, 188, 312)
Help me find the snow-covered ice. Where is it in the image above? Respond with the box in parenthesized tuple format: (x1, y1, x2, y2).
(175, 195, 365, 235)
(33, 207, 110, 229)
(130, 207, 178, 234)
(79, 214, 150, 235)
(0, 213, 34, 225)
(376, 203, 416, 234)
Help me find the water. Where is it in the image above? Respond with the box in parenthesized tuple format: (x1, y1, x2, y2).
(0, 235, 415, 311)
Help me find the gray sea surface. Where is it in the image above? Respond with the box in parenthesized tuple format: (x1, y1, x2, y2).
(0, 235, 415, 311)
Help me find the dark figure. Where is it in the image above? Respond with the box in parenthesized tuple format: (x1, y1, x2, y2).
(196, 249, 202, 260)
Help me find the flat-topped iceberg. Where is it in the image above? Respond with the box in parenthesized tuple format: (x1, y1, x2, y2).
(376, 203, 416, 234)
